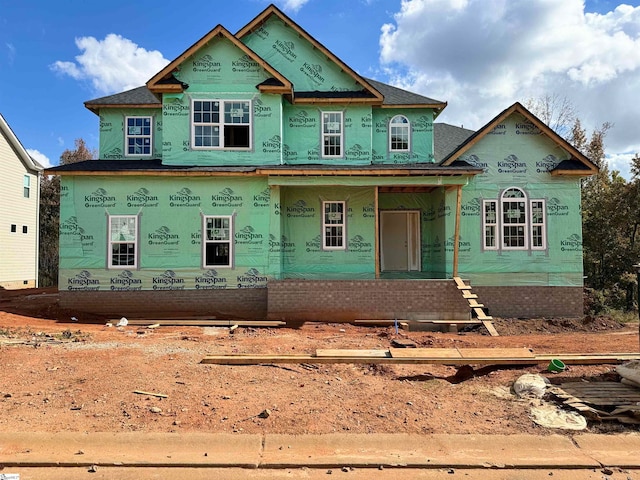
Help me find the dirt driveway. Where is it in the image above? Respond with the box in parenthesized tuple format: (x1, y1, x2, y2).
(1, 288, 639, 436)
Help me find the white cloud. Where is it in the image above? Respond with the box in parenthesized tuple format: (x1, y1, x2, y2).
(51, 34, 170, 94)
(5, 42, 16, 64)
(27, 149, 53, 169)
(279, 0, 311, 13)
(379, 0, 640, 177)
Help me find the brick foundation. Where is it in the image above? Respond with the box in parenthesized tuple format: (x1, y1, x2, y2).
(58, 282, 584, 322)
(267, 279, 469, 322)
(473, 286, 584, 318)
(59, 289, 268, 320)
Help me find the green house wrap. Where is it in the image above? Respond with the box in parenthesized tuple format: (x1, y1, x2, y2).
(49, 4, 596, 320)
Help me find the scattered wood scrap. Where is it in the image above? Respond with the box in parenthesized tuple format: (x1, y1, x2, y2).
(133, 390, 168, 398)
(549, 382, 640, 424)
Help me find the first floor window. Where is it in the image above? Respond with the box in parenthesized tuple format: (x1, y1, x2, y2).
(482, 188, 546, 251)
(322, 201, 346, 250)
(108, 215, 138, 268)
(125, 116, 152, 156)
(322, 111, 343, 158)
(192, 100, 251, 149)
(203, 215, 233, 267)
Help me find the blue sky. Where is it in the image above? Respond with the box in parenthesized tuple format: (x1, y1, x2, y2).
(1, 0, 639, 177)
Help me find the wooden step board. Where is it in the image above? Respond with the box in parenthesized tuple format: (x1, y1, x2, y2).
(453, 276, 472, 290)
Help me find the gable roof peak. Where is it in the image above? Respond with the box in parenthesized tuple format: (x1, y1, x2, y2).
(146, 22, 292, 94)
(236, 3, 383, 104)
(440, 102, 598, 175)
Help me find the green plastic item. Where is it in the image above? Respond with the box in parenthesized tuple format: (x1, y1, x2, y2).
(548, 359, 566, 372)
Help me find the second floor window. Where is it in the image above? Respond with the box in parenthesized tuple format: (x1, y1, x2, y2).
(192, 100, 251, 150)
(23, 175, 30, 198)
(322, 111, 343, 158)
(389, 115, 410, 151)
(126, 116, 152, 156)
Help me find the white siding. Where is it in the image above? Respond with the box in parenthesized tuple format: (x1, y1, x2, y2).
(0, 124, 39, 288)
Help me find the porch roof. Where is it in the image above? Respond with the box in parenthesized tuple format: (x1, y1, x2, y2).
(46, 159, 482, 179)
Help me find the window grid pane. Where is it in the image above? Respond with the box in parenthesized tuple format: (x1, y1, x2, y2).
(126, 117, 152, 156)
(323, 202, 345, 249)
(389, 115, 410, 151)
(322, 112, 342, 157)
(109, 216, 137, 268)
(204, 216, 232, 267)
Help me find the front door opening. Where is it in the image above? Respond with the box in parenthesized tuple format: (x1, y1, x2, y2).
(380, 210, 420, 271)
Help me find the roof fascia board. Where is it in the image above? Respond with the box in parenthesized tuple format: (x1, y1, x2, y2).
(146, 24, 292, 95)
(236, 4, 384, 104)
(83, 103, 161, 115)
(440, 102, 598, 174)
(0, 114, 42, 172)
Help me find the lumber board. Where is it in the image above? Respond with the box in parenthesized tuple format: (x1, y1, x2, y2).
(125, 319, 285, 327)
(316, 349, 390, 358)
(473, 307, 492, 321)
(467, 299, 484, 308)
(200, 350, 638, 366)
(453, 276, 470, 289)
(482, 320, 499, 337)
(458, 348, 534, 359)
(462, 291, 478, 299)
(390, 348, 461, 359)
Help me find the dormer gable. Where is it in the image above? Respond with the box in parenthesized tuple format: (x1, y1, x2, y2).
(237, 4, 384, 105)
(146, 24, 292, 95)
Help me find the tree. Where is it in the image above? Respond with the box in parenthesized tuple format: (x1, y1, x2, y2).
(39, 139, 96, 287)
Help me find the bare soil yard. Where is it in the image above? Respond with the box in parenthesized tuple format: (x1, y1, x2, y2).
(1, 288, 639, 436)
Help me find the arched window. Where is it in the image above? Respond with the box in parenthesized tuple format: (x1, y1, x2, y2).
(482, 187, 546, 251)
(389, 115, 410, 152)
(501, 188, 527, 249)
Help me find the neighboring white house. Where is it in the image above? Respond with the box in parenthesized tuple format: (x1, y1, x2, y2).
(0, 113, 42, 289)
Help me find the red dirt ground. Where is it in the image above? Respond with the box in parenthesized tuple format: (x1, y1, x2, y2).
(1, 288, 639, 436)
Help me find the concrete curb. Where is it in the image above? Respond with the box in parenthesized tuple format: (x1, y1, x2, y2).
(1, 433, 639, 469)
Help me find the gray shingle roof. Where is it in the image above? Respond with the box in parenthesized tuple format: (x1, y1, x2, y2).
(46, 159, 481, 175)
(364, 78, 446, 107)
(85, 86, 161, 108)
(433, 123, 475, 163)
(84, 80, 445, 110)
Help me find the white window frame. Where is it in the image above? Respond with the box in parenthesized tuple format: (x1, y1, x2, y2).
(389, 114, 410, 152)
(108, 215, 138, 269)
(482, 188, 548, 252)
(321, 111, 343, 158)
(322, 201, 346, 250)
(23, 175, 30, 198)
(530, 199, 547, 250)
(125, 116, 153, 157)
(191, 99, 252, 151)
(482, 199, 498, 250)
(501, 187, 528, 250)
(202, 215, 234, 268)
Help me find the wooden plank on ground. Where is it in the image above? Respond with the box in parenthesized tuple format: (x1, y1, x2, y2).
(125, 319, 285, 327)
(316, 349, 390, 358)
(482, 320, 499, 337)
(390, 348, 461, 359)
(458, 348, 534, 359)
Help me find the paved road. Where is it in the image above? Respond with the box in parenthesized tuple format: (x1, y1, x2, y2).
(1, 432, 639, 479)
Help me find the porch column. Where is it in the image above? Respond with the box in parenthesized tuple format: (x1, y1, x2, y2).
(453, 185, 462, 277)
(374, 186, 380, 279)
